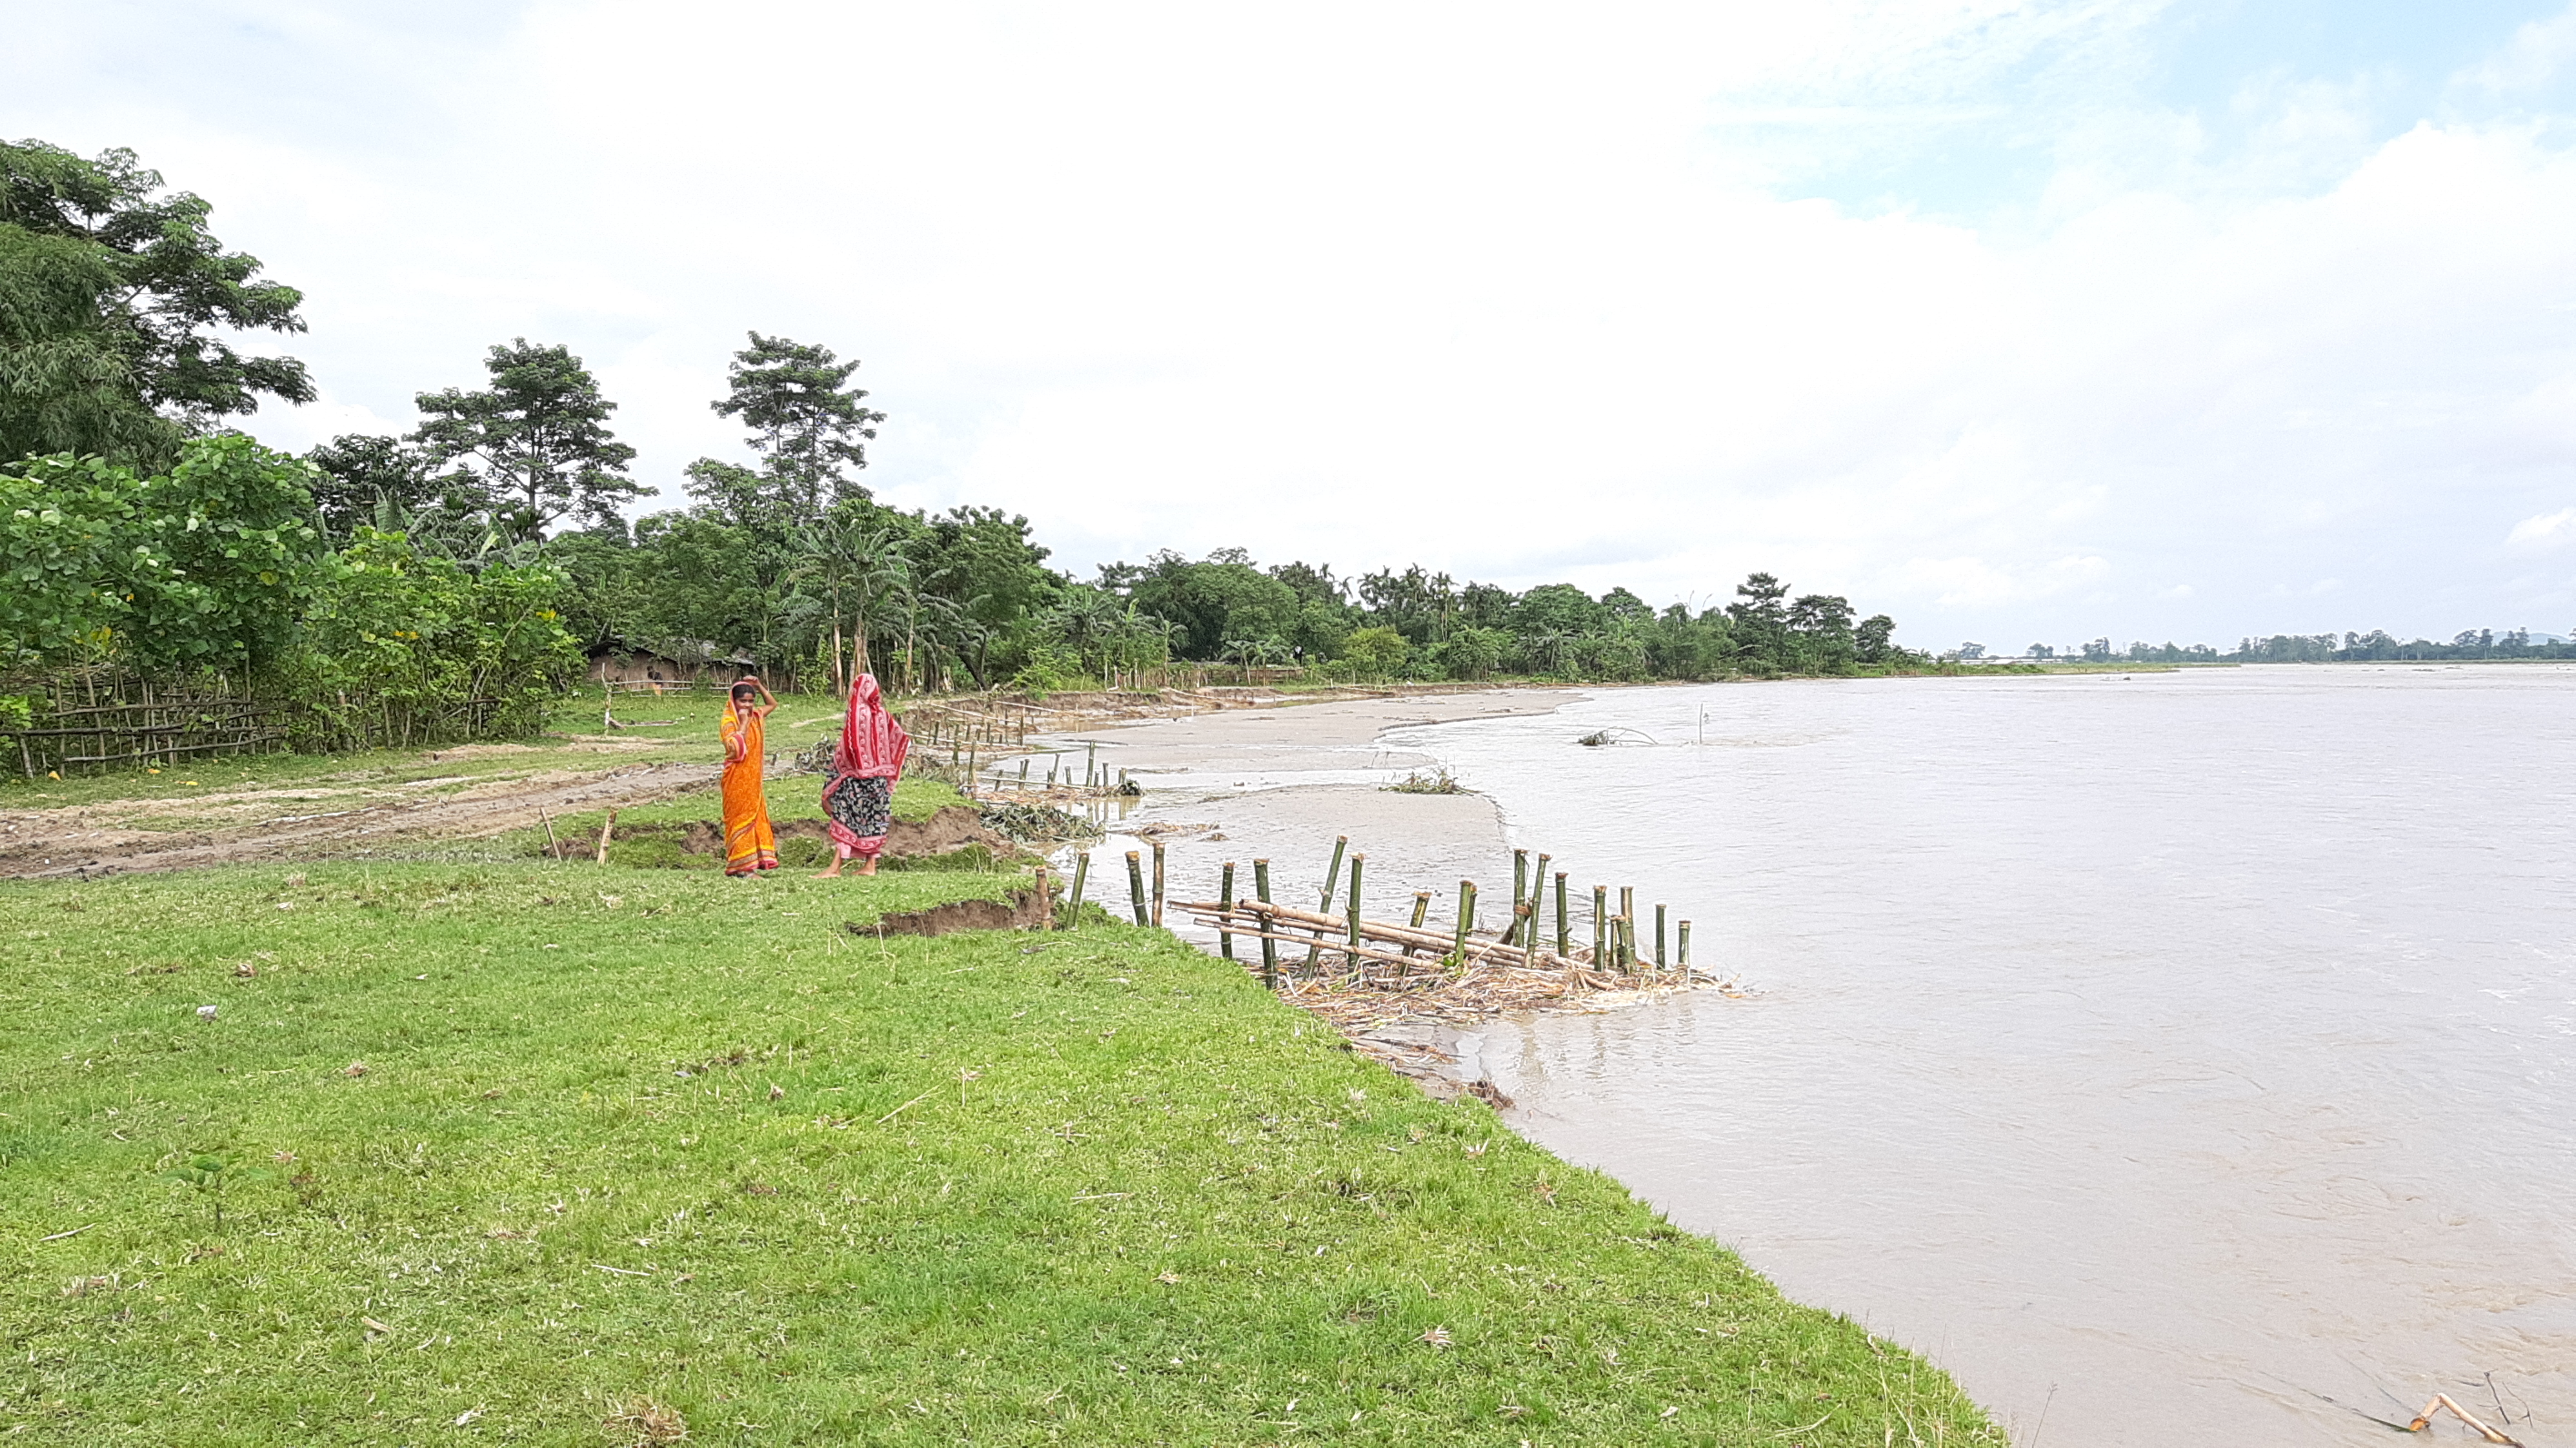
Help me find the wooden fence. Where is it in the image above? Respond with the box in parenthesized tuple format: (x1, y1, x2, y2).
(7, 672, 292, 778)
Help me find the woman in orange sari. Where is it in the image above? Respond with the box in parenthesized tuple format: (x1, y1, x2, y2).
(719, 677, 779, 876)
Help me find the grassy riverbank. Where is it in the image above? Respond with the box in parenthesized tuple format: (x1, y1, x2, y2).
(0, 863, 1997, 1445)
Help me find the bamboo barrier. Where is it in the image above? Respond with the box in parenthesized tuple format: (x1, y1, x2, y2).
(1173, 892, 1719, 1024)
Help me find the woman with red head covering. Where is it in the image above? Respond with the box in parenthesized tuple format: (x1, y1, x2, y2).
(817, 672, 908, 877)
(719, 676, 780, 876)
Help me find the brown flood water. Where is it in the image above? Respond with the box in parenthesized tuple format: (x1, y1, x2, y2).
(1384, 667, 2576, 1445)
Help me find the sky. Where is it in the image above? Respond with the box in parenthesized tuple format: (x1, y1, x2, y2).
(15, 0, 2576, 652)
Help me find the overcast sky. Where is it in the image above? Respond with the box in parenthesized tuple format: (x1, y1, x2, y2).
(18, 0, 2576, 650)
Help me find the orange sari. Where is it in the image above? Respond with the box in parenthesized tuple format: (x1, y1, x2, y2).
(720, 703, 776, 875)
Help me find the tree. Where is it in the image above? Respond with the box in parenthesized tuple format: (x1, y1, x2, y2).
(1856, 614, 1897, 664)
(1726, 573, 1790, 669)
(1342, 625, 1410, 679)
(0, 139, 313, 467)
(0, 434, 325, 673)
(303, 433, 461, 543)
(413, 340, 639, 537)
(695, 332, 885, 524)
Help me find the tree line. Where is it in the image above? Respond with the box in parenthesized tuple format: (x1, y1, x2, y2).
(1983, 631, 2576, 665)
(1, 137, 1927, 761)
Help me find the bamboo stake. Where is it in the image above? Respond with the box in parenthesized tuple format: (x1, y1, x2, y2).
(1677, 920, 1691, 968)
(1305, 835, 1348, 971)
(1067, 853, 1088, 927)
(1508, 850, 1528, 944)
(1125, 851, 1149, 926)
(1529, 853, 1550, 943)
(538, 806, 563, 862)
(1453, 881, 1475, 965)
(1151, 841, 1166, 927)
(1592, 885, 1608, 962)
(594, 808, 617, 864)
(1346, 852, 1365, 952)
(1218, 862, 1237, 961)
(1554, 872, 1570, 957)
(1655, 904, 1667, 970)
(1254, 858, 1278, 987)
(1406, 891, 1431, 956)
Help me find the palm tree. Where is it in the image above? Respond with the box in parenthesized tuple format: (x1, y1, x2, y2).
(789, 519, 909, 692)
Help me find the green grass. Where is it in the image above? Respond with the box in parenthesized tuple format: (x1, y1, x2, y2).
(0, 864, 1996, 1446)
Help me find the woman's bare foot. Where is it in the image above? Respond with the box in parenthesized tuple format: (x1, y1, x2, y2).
(857, 859, 879, 876)
(816, 860, 844, 878)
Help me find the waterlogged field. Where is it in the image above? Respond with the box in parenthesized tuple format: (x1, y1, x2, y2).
(0, 862, 1996, 1446)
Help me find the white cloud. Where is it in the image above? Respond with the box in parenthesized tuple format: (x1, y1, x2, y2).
(2508, 507, 2576, 550)
(14, 1, 2576, 649)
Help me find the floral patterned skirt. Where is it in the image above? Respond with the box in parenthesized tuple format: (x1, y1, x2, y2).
(823, 774, 894, 857)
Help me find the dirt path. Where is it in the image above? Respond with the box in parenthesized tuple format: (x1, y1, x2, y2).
(0, 761, 718, 880)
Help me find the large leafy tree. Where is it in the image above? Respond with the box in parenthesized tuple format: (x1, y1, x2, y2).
(0, 139, 313, 467)
(413, 340, 639, 537)
(0, 434, 326, 672)
(688, 332, 885, 527)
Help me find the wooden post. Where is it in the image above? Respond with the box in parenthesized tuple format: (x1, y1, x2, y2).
(1592, 885, 1608, 962)
(1086, 742, 1098, 787)
(1305, 835, 1348, 971)
(1254, 858, 1278, 987)
(1452, 880, 1475, 965)
(1067, 853, 1088, 928)
(1676, 920, 1690, 969)
(1125, 851, 1149, 925)
(594, 808, 618, 864)
(1151, 841, 1166, 927)
(1219, 861, 1237, 961)
(1554, 872, 1570, 957)
(1346, 853, 1365, 955)
(1034, 865, 1054, 931)
(1655, 904, 1667, 970)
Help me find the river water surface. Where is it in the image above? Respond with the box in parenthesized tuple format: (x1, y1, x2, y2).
(1384, 666, 2576, 1446)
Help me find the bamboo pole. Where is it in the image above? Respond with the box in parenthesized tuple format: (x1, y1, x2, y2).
(1655, 904, 1667, 970)
(1677, 920, 1690, 968)
(1453, 881, 1475, 965)
(1508, 850, 1528, 944)
(595, 808, 618, 864)
(1554, 872, 1570, 957)
(1592, 885, 1608, 962)
(1305, 835, 1348, 971)
(538, 806, 563, 862)
(1125, 851, 1149, 925)
(1530, 853, 1550, 940)
(1151, 841, 1166, 927)
(1218, 862, 1237, 960)
(1190, 899, 1504, 960)
(1406, 891, 1431, 956)
(1254, 858, 1278, 987)
(1346, 852, 1365, 952)
(1067, 853, 1088, 927)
